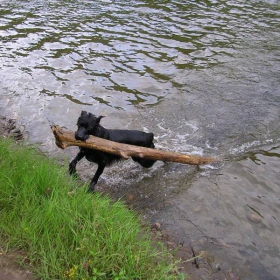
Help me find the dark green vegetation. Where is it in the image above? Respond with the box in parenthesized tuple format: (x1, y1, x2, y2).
(0, 138, 185, 279)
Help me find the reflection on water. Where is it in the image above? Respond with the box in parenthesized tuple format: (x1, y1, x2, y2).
(1, 0, 279, 111)
(1, 0, 280, 279)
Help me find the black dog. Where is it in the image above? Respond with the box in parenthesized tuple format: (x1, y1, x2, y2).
(69, 111, 156, 192)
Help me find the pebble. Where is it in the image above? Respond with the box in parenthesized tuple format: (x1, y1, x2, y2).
(192, 206, 201, 213)
(215, 263, 221, 271)
(246, 213, 262, 223)
(125, 194, 134, 201)
(154, 222, 161, 230)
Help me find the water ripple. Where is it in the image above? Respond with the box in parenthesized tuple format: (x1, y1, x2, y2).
(0, 0, 279, 111)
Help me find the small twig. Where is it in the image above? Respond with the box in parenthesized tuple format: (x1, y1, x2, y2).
(186, 246, 205, 268)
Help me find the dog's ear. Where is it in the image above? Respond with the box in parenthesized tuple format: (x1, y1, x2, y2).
(96, 116, 105, 124)
(81, 110, 88, 116)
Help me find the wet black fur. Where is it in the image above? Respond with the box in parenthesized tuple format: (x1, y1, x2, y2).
(69, 111, 156, 192)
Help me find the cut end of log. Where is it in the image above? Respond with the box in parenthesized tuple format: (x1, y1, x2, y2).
(52, 126, 66, 149)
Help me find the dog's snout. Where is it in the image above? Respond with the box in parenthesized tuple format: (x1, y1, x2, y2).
(75, 128, 89, 141)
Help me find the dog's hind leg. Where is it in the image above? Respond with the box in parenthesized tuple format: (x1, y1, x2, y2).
(88, 164, 105, 192)
(69, 150, 85, 175)
(137, 158, 157, 168)
(132, 142, 156, 168)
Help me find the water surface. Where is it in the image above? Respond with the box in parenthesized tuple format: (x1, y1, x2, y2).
(0, 0, 280, 278)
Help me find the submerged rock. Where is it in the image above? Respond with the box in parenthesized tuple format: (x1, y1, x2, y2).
(246, 213, 262, 224)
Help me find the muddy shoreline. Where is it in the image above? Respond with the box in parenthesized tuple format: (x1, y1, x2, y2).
(0, 117, 32, 280)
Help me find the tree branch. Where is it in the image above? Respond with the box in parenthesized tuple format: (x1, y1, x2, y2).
(51, 125, 219, 165)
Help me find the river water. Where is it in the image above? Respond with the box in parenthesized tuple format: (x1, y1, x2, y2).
(0, 0, 280, 279)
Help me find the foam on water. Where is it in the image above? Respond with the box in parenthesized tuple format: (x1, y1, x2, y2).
(229, 138, 276, 156)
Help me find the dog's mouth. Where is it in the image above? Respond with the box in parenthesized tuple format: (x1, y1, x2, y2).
(75, 128, 89, 141)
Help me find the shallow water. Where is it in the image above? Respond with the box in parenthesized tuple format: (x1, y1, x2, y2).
(1, 0, 280, 278)
(155, 145, 280, 279)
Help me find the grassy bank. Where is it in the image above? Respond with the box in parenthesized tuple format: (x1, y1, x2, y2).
(0, 138, 184, 279)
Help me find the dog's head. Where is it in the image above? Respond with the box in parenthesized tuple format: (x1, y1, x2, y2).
(75, 111, 105, 141)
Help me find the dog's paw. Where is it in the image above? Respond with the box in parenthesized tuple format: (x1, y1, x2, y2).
(87, 187, 95, 193)
(87, 182, 96, 193)
(69, 163, 77, 175)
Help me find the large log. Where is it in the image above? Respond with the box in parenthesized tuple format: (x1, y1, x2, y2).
(51, 125, 218, 165)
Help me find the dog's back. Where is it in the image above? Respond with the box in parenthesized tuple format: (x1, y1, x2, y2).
(107, 129, 154, 147)
(106, 129, 156, 168)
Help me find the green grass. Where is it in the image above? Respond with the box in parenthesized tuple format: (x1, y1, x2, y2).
(0, 138, 185, 279)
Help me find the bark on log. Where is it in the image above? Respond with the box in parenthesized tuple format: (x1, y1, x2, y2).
(51, 125, 218, 165)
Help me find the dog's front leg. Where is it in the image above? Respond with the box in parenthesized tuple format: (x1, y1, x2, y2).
(69, 150, 85, 175)
(88, 164, 105, 192)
